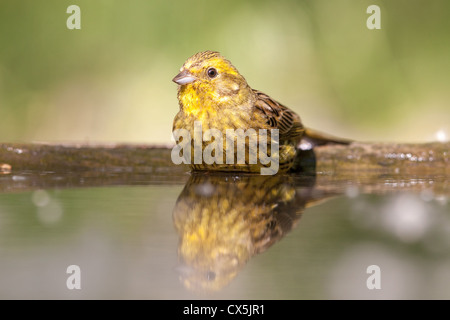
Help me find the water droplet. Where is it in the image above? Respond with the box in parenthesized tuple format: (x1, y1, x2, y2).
(195, 183, 214, 196)
(436, 129, 447, 142)
(435, 195, 447, 206)
(382, 195, 430, 243)
(12, 175, 26, 181)
(32, 190, 50, 207)
(0, 164, 11, 174)
(37, 200, 63, 225)
(346, 185, 359, 198)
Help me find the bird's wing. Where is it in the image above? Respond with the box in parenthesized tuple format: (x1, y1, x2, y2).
(253, 90, 304, 141)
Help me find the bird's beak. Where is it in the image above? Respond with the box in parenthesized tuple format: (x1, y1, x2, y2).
(172, 69, 197, 85)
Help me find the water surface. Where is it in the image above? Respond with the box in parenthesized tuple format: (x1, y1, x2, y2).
(0, 171, 448, 299)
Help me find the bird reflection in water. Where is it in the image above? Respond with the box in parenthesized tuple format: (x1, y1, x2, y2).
(173, 172, 331, 292)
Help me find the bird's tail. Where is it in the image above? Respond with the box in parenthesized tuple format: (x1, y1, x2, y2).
(299, 128, 352, 150)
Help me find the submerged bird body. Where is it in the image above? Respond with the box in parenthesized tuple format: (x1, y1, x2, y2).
(172, 51, 345, 173)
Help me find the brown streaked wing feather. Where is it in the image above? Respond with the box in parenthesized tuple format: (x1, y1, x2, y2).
(253, 90, 304, 141)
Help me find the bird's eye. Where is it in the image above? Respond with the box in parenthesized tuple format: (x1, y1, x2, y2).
(207, 67, 218, 78)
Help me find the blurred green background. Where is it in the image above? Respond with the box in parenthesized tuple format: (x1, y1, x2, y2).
(0, 0, 449, 144)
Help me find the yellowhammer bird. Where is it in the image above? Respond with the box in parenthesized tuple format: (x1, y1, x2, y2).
(173, 172, 342, 292)
(172, 50, 349, 174)
(173, 173, 312, 292)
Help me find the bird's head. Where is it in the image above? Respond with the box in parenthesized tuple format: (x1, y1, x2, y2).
(173, 51, 251, 108)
